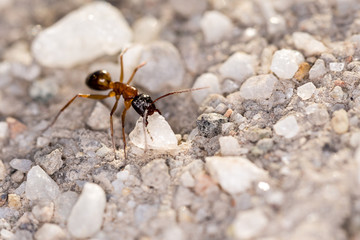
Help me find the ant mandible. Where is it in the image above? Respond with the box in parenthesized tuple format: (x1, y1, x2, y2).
(46, 48, 204, 158)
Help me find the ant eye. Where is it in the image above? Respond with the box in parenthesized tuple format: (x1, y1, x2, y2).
(86, 70, 112, 90)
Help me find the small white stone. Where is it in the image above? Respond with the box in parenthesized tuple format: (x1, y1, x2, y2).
(219, 52, 255, 84)
(141, 159, 170, 191)
(274, 115, 299, 139)
(309, 59, 327, 80)
(1, 229, 14, 240)
(239, 74, 278, 100)
(32, 2, 132, 68)
(232, 209, 268, 239)
(205, 156, 267, 194)
(133, 16, 161, 44)
(25, 166, 60, 201)
(9, 158, 33, 173)
(329, 62, 345, 72)
(191, 73, 221, 105)
(219, 136, 241, 156)
(180, 171, 195, 188)
(134, 41, 185, 93)
(170, 0, 207, 17)
(297, 82, 316, 100)
(292, 32, 327, 56)
(305, 104, 329, 126)
(0, 121, 9, 140)
(330, 85, 346, 102)
(35, 223, 67, 240)
(67, 183, 106, 239)
(32, 201, 54, 222)
(0, 160, 6, 181)
(331, 109, 349, 134)
(129, 112, 178, 150)
(86, 102, 110, 130)
(270, 49, 304, 79)
(200, 11, 233, 44)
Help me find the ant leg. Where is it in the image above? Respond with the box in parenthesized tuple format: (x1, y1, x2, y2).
(121, 99, 132, 159)
(142, 109, 148, 153)
(45, 93, 110, 131)
(110, 95, 120, 158)
(119, 48, 128, 83)
(126, 62, 146, 85)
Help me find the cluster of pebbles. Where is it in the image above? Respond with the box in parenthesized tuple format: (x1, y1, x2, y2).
(1, 0, 360, 239)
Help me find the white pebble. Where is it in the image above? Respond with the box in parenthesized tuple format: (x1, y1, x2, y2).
(274, 115, 299, 139)
(1, 229, 13, 240)
(86, 102, 110, 130)
(200, 11, 233, 44)
(0, 121, 9, 140)
(25, 166, 60, 201)
(35, 223, 66, 240)
(305, 104, 329, 126)
(309, 59, 327, 80)
(133, 16, 161, 44)
(192, 73, 221, 105)
(330, 85, 346, 102)
(205, 156, 267, 194)
(297, 82, 316, 100)
(180, 171, 195, 187)
(67, 183, 106, 238)
(32, 2, 132, 68)
(129, 112, 178, 150)
(170, 0, 207, 17)
(9, 158, 33, 173)
(219, 136, 241, 156)
(0, 160, 6, 181)
(329, 62, 345, 72)
(232, 209, 268, 239)
(292, 32, 327, 56)
(270, 49, 304, 79)
(134, 41, 184, 93)
(331, 109, 349, 134)
(219, 52, 255, 84)
(239, 74, 278, 100)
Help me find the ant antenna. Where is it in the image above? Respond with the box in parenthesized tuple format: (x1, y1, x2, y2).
(152, 87, 209, 104)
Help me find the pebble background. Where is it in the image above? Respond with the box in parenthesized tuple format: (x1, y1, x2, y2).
(1, 0, 360, 239)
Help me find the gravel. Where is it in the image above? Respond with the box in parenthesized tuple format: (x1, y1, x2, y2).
(1, 0, 360, 239)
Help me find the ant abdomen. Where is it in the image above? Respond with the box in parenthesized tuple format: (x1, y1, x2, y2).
(86, 70, 112, 90)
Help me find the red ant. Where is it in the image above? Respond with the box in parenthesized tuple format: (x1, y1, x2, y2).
(46, 49, 205, 158)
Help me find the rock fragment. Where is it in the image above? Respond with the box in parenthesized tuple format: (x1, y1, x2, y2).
(331, 109, 349, 134)
(25, 166, 60, 202)
(206, 156, 267, 194)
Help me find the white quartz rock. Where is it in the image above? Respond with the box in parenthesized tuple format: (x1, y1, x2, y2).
(129, 112, 178, 150)
(239, 74, 278, 100)
(25, 166, 60, 201)
(293, 32, 327, 56)
(274, 115, 299, 139)
(191, 73, 221, 105)
(297, 82, 316, 100)
(219, 52, 255, 84)
(32, 2, 132, 68)
(232, 209, 268, 239)
(270, 49, 304, 79)
(67, 183, 106, 239)
(206, 156, 267, 194)
(200, 11, 233, 44)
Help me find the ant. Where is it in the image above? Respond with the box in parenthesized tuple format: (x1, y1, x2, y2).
(46, 49, 205, 158)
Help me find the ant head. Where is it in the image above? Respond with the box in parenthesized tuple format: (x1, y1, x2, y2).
(86, 70, 112, 90)
(131, 93, 159, 117)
